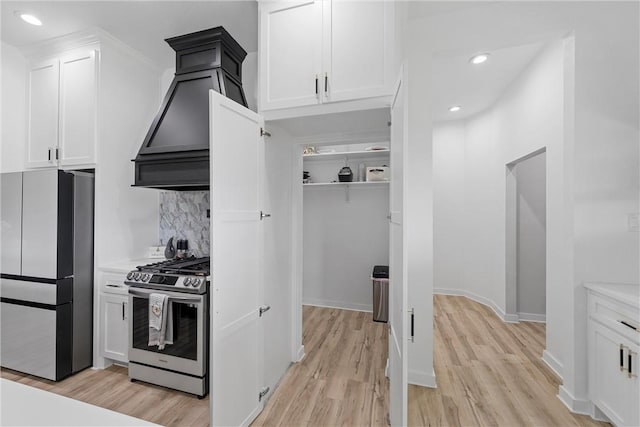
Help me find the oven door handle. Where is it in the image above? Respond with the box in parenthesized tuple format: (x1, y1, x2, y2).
(128, 288, 203, 303)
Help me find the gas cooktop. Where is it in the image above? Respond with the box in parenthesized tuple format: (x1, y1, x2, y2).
(125, 256, 210, 294)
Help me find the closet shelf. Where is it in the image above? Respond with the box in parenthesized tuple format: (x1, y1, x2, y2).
(303, 181, 389, 188)
(303, 149, 389, 161)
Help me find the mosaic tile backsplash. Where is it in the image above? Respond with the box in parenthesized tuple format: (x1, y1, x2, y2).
(159, 191, 210, 257)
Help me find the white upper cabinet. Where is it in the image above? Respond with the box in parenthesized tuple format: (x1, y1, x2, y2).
(259, 1, 323, 110)
(26, 49, 97, 169)
(258, 0, 394, 113)
(323, 0, 393, 103)
(58, 50, 97, 167)
(27, 59, 60, 168)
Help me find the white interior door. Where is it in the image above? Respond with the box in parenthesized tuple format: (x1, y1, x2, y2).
(388, 69, 408, 426)
(210, 91, 265, 427)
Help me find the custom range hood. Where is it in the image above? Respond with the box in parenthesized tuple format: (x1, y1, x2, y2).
(133, 27, 247, 190)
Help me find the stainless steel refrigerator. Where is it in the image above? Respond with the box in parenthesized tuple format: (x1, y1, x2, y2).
(0, 169, 94, 381)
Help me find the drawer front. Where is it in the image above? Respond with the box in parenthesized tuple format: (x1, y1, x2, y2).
(101, 272, 128, 295)
(0, 277, 72, 305)
(589, 293, 640, 344)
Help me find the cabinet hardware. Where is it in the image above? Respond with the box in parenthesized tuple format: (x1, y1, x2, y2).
(259, 305, 271, 317)
(122, 301, 125, 320)
(260, 211, 271, 220)
(620, 320, 638, 331)
(324, 72, 328, 94)
(409, 308, 415, 343)
(258, 386, 270, 402)
(260, 128, 271, 138)
(55, 148, 59, 160)
(620, 344, 626, 371)
(48, 147, 52, 161)
(315, 74, 319, 95)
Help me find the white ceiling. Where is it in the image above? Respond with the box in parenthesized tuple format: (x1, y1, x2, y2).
(431, 41, 546, 122)
(1, 1, 258, 70)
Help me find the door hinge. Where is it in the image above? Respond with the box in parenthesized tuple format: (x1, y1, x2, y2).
(258, 386, 270, 402)
(259, 305, 271, 317)
(260, 128, 271, 138)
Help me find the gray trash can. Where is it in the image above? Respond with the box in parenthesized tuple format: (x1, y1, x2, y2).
(372, 265, 389, 323)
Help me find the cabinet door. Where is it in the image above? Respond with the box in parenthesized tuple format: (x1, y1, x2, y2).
(26, 59, 59, 168)
(324, 0, 394, 102)
(591, 322, 640, 427)
(259, 0, 323, 111)
(59, 50, 97, 167)
(102, 293, 129, 363)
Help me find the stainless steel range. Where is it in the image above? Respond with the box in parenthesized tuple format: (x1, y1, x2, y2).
(126, 257, 209, 398)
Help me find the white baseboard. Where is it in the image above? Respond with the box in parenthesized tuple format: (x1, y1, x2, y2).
(518, 312, 546, 322)
(409, 369, 437, 388)
(295, 345, 305, 363)
(434, 288, 518, 323)
(558, 385, 593, 415)
(302, 299, 372, 313)
(541, 349, 563, 380)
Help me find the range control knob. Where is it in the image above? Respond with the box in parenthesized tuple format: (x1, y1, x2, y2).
(141, 273, 149, 281)
(192, 278, 201, 287)
(133, 272, 140, 281)
(184, 277, 192, 287)
(126, 272, 134, 280)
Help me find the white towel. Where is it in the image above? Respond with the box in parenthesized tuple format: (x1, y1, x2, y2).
(148, 293, 173, 349)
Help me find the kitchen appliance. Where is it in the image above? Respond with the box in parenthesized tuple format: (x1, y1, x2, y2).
(126, 257, 210, 397)
(133, 27, 247, 191)
(338, 166, 354, 182)
(0, 170, 94, 381)
(372, 265, 389, 323)
(366, 166, 390, 182)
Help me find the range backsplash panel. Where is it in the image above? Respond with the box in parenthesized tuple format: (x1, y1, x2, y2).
(159, 191, 210, 257)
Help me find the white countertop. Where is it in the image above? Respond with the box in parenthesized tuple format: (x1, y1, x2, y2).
(100, 258, 164, 274)
(0, 379, 159, 426)
(584, 282, 640, 309)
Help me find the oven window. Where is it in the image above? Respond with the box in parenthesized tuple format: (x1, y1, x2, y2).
(132, 297, 198, 360)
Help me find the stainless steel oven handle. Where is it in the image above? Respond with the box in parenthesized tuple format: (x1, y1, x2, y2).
(128, 288, 202, 303)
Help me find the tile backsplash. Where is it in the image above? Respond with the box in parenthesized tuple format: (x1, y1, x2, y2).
(159, 191, 210, 257)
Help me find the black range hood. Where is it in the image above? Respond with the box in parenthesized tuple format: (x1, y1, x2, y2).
(133, 27, 247, 190)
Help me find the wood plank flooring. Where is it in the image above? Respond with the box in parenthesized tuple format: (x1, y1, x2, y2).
(1, 364, 209, 426)
(2, 298, 611, 426)
(252, 305, 389, 427)
(408, 295, 609, 427)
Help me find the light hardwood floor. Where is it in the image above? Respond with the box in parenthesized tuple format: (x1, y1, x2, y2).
(408, 295, 608, 427)
(2, 298, 610, 427)
(252, 305, 389, 426)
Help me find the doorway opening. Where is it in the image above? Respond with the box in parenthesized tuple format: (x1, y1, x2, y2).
(505, 148, 547, 322)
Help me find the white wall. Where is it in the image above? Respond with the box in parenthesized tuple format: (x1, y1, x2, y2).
(415, 0, 639, 413)
(516, 152, 546, 318)
(1, 42, 27, 173)
(303, 185, 389, 311)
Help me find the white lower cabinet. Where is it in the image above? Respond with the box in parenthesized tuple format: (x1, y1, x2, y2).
(100, 274, 129, 364)
(587, 285, 640, 427)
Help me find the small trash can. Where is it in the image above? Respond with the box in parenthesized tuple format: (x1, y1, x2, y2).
(372, 265, 389, 323)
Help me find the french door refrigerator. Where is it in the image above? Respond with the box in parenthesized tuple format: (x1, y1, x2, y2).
(0, 169, 94, 380)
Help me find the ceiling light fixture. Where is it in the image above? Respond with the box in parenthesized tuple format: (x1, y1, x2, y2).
(15, 11, 42, 26)
(448, 105, 462, 113)
(469, 53, 489, 65)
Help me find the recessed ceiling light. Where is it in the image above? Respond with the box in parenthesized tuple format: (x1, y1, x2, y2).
(448, 105, 462, 113)
(15, 11, 42, 26)
(469, 53, 490, 65)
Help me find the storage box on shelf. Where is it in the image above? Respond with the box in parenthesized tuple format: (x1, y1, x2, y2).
(258, 0, 394, 118)
(585, 283, 640, 427)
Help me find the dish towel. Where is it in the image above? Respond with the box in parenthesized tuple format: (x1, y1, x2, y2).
(148, 293, 173, 349)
